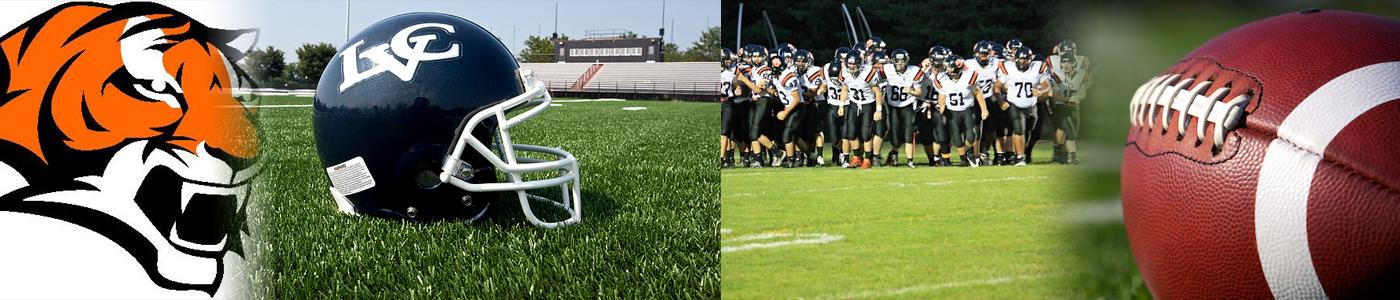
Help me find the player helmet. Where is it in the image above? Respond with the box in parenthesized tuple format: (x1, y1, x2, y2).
(1060, 54, 1078, 70)
(835, 46, 852, 62)
(746, 44, 769, 65)
(869, 36, 886, 53)
(843, 52, 862, 73)
(774, 47, 795, 68)
(929, 45, 951, 61)
(827, 61, 842, 78)
(891, 49, 910, 66)
(313, 12, 582, 227)
(944, 54, 965, 76)
(974, 40, 994, 63)
(721, 48, 736, 68)
(1014, 46, 1035, 70)
(1005, 39, 1023, 52)
(872, 51, 888, 65)
(794, 50, 813, 69)
(975, 40, 994, 54)
(1057, 39, 1078, 56)
(776, 43, 796, 54)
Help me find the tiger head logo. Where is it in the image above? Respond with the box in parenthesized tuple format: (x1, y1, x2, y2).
(0, 2, 258, 295)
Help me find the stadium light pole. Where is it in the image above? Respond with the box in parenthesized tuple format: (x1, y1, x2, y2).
(344, 0, 350, 43)
(735, 3, 743, 50)
(660, 0, 666, 40)
(553, 1, 558, 40)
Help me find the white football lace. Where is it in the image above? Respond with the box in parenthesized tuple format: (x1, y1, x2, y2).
(1129, 74, 1250, 150)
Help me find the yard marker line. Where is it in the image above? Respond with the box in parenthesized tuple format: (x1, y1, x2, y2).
(824, 274, 1062, 299)
(721, 233, 843, 253)
(554, 99, 626, 102)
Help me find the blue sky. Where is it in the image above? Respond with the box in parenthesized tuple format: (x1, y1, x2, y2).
(255, 0, 719, 61)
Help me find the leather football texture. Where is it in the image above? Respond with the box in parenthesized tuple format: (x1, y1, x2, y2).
(1122, 9, 1400, 300)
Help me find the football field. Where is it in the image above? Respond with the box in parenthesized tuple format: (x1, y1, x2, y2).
(245, 96, 719, 298)
(721, 150, 1078, 299)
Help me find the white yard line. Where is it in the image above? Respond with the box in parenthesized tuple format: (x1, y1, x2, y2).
(721, 232, 844, 253)
(554, 99, 626, 102)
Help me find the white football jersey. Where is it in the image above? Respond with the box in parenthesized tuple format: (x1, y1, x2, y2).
(999, 60, 1048, 108)
(803, 66, 825, 103)
(776, 67, 804, 105)
(934, 70, 979, 112)
(965, 57, 1000, 96)
(749, 65, 776, 97)
(1050, 61, 1088, 104)
(720, 67, 737, 98)
(822, 63, 844, 106)
(881, 64, 924, 108)
(842, 65, 881, 105)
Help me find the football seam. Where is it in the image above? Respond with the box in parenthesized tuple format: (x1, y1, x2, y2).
(1125, 125, 1400, 196)
(1122, 131, 1242, 166)
(1262, 126, 1400, 197)
(1121, 55, 1267, 166)
(1191, 55, 1267, 115)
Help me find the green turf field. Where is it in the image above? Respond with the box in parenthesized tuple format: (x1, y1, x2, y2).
(244, 96, 718, 298)
(721, 149, 1079, 299)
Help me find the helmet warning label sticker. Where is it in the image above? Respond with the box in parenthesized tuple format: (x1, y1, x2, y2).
(327, 156, 376, 196)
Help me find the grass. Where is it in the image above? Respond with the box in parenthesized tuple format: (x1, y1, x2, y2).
(244, 96, 718, 298)
(720, 149, 1079, 299)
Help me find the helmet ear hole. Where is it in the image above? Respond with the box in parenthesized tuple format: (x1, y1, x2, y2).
(401, 144, 449, 189)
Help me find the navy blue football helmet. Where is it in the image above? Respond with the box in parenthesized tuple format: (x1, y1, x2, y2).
(313, 12, 581, 228)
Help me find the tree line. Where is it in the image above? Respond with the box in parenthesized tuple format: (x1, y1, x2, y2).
(240, 43, 338, 89)
(239, 26, 723, 89)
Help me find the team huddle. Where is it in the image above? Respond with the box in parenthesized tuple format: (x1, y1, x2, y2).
(719, 37, 1091, 169)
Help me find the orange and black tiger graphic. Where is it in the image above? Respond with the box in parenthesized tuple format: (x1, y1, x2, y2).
(0, 2, 258, 297)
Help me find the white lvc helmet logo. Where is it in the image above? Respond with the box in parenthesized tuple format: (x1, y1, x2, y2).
(339, 23, 461, 92)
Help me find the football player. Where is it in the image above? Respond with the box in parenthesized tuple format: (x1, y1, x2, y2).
(795, 50, 828, 166)
(839, 51, 883, 169)
(774, 48, 807, 168)
(869, 51, 890, 167)
(996, 46, 1052, 166)
(734, 44, 776, 168)
(1048, 39, 1090, 164)
(730, 47, 756, 167)
(968, 40, 1007, 166)
(882, 49, 923, 168)
(720, 48, 741, 167)
(821, 47, 852, 167)
(935, 55, 990, 167)
(917, 46, 953, 166)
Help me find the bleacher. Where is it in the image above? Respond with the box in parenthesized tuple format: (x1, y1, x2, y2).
(521, 62, 720, 100)
(522, 63, 594, 86)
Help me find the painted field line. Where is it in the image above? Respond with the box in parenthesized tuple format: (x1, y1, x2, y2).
(721, 232, 844, 253)
(824, 273, 1062, 299)
(554, 99, 626, 102)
